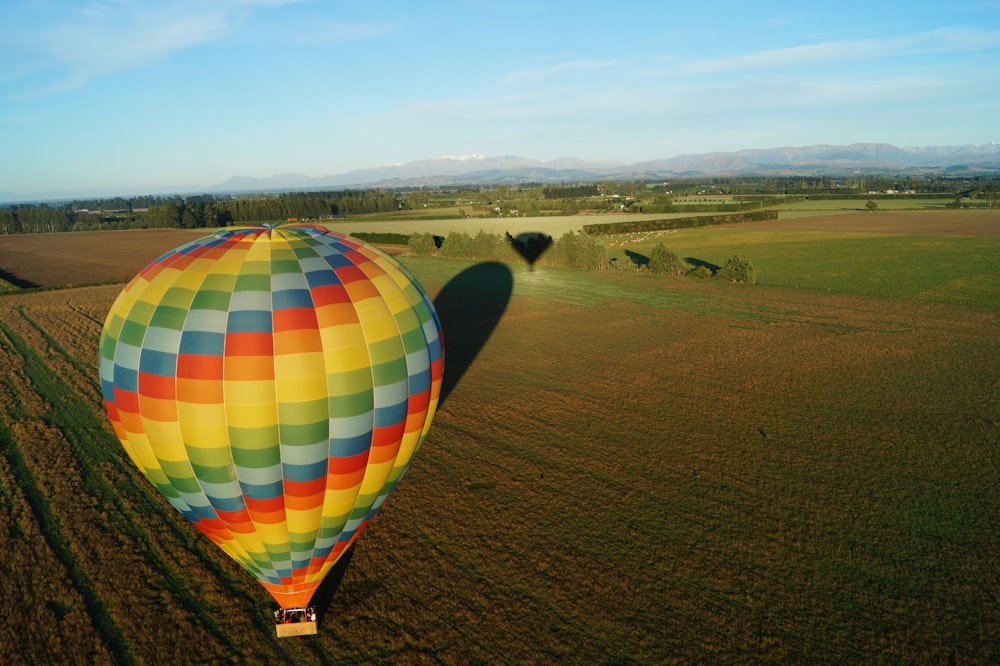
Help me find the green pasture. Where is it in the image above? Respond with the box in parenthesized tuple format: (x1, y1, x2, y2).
(603, 228, 1000, 309)
(774, 197, 974, 218)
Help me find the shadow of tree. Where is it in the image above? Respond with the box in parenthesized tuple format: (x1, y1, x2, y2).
(684, 257, 720, 273)
(624, 250, 648, 267)
(0, 267, 41, 289)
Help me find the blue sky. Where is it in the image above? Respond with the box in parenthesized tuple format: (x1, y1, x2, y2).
(2, 0, 998, 198)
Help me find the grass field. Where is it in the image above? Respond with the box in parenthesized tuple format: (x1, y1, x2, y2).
(0, 216, 998, 663)
(602, 211, 1000, 308)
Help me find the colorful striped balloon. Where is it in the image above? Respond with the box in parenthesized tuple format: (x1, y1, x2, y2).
(98, 224, 444, 610)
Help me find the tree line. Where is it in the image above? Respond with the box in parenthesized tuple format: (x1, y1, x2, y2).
(406, 229, 757, 282)
(0, 190, 404, 234)
(3, 174, 997, 235)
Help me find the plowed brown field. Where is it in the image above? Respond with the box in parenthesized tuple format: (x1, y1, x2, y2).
(0, 229, 204, 288)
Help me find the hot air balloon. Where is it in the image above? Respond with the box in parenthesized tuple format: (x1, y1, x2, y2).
(98, 224, 443, 635)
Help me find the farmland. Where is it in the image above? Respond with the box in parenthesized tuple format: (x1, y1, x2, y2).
(0, 213, 998, 663)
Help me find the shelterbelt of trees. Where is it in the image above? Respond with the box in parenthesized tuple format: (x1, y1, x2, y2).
(1, 175, 997, 235)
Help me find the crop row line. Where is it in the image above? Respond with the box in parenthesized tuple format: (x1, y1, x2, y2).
(13, 308, 327, 656)
(0, 319, 248, 654)
(18, 306, 104, 398)
(13, 310, 316, 653)
(0, 324, 135, 664)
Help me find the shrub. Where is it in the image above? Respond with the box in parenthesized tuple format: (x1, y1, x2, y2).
(550, 231, 607, 269)
(439, 231, 474, 258)
(612, 256, 638, 271)
(717, 254, 757, 283)
(647, 243, 685, 275)
(407, 232, 439, 255)
(689, 265, 713, 279)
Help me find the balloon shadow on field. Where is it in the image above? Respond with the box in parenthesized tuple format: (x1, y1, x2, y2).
(311, 261, 512, 619)
(506, 232, 552, 268)
(311, 546, 357, 617)
(432, 261, 514, 407)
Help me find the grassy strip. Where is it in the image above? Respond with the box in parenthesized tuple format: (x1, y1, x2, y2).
(349, 231, 411, 245)
(0, 326, 135, 665)
(18, 306, 103, 396)
(69, 303, 110, 327)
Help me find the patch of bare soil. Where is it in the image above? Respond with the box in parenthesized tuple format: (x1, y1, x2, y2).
(0, 229, 206, 288)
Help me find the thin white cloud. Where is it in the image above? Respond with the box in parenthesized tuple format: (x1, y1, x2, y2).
(685, 28, 1000, 74)
(501, 58, 628, 84)
(764, 14, 793, 28)
(3, 0, 305, 96)
(389, 56, 993, 141)
(295, 19, 396, 45)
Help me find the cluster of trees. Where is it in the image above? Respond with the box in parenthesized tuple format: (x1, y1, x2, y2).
(642, 244, 756, 282)
(541, 184, 600, 199)
(407, 230, 758, 282)
(583, 210, 777, 236)
(408, 230, 606, 269)
(0, 205, 105, 234)
(697, 174, 999, 196)
(0, 190, 406, 234)
(141, 191, 403, 229)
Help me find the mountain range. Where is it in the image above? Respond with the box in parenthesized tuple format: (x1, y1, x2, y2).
(212, 142, 1000, 193)
(4, 142, 1000, 203)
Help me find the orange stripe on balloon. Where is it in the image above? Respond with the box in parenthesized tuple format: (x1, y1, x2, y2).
(273, 328, 322, 353)
(177, 353, 223, 380)
(335, 264, 370, 285)
(226, 331, 273, 356)
(372, 424, 405, 448)
(216, 508, 256, 533)
(223, 355, 275, 381)
(273, 307, 319, 333)
(138, 371, 176, 399)
(244, 496, 286, 521)
(283, 478, 327, 510)
(310, 284, 353, 307)
(113, 387, 140, 413)
(137, 396, 177, 422)
(176, 377, 224, 403)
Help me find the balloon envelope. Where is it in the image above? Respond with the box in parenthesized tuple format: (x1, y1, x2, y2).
(99, 224, 443, 609)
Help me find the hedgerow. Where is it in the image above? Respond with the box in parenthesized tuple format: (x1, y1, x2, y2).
(581, 209, 777, 236)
